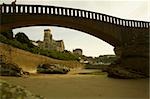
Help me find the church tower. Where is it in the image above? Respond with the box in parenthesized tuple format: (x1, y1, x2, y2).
(38, 28, 65, 52)
(43, 29, 52, 49)
(44, 29, 52, 42)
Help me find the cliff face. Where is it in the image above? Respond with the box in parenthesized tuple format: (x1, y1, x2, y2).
(0, 43, 83, 73)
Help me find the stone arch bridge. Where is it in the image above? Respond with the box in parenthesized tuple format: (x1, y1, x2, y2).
(0, 4, 149, 76)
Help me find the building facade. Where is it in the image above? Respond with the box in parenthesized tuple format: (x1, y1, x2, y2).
(37, 29, 65, 52)
(73, 48, 83, 55)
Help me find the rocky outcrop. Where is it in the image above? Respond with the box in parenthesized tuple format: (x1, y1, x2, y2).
(113, 28, 149, 77)
(104, 56, 148, 79)
(106, 65, 146, 79)
(0, 80, 45, 99)
(0, 63, 29, 77)
(37, 64, 70, 74)
(114, 47, 149, 77)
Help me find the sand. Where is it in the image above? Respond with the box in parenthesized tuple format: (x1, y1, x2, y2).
(0, 73, 149, 99)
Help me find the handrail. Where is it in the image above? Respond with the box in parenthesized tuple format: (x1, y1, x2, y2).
(0, 4, 149, 28)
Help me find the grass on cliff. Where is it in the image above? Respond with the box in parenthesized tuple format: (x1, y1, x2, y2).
(0, 33, 79, 61)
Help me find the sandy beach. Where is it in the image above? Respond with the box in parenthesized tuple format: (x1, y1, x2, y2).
(0, 70, 149, 99)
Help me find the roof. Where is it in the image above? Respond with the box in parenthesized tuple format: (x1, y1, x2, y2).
(44, 29, 51, 31)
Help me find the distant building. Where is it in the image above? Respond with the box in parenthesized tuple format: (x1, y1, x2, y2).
(31, 40, 38, 46)
(36, 29, 65, 52)
(73, 48, 82, 55)
(92, 55, 117, 65)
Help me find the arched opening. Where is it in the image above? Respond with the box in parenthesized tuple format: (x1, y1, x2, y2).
(13, 26, 115, 57)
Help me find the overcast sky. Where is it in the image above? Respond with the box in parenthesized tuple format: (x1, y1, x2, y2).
(1, 0, 149, 57)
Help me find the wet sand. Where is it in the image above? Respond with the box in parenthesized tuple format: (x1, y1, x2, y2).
(0, 73, 149, 99)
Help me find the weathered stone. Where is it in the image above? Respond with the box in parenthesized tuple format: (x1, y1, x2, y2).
(113, 27, 149, 77)
(37, 63, 70, 74)
(106, 66, 146, 79)
(37, 29, 65, 52)
(0, 80, 45, 99)
(0, 63, 29, 77)
(114, 40, 149, 77)
(122, 57, 149, 76)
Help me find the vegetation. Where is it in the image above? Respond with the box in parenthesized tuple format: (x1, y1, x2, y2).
(39, 49, 79, 60)
(1, 30, 13, 40)
(0, 30, 79, 61)
(15, 32, 30, 43)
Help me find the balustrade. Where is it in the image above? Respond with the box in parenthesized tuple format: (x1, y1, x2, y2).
(0, 4, 149, 28)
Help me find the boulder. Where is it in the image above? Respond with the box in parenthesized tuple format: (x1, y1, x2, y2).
(0, 63, 29, 77)
(37, 63, 70, 74)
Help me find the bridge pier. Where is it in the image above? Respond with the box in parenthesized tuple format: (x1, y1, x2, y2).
(114, 46, 149, 76)
(114, 28, 149, 76)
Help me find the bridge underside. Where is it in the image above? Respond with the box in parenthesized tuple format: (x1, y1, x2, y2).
(0, 14, 121, 46)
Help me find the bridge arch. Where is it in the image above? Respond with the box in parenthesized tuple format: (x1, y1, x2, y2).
(0, 4, 150, 76)
(0, 4, 149, 47)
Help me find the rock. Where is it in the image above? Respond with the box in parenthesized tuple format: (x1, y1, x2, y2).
(113, 27, 149, 77)
(0, 63, 29, 77)
(37, 63, 70, 74)
(0, 80, 45, 99)
(106, 66, 146, 79)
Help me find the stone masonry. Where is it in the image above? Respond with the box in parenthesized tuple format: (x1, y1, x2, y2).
(37, 29, 65, 52)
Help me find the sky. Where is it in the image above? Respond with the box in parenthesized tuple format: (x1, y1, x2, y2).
(1, 0, 149, 57)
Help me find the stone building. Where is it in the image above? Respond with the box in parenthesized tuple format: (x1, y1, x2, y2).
(73, 48, 83, 55)
(37, 29, 65, 52)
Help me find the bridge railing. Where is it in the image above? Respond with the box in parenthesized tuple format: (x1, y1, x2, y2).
(0, 4, 149, 28)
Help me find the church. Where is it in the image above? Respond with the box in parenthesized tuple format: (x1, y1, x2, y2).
(36, 29, 65, 52)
